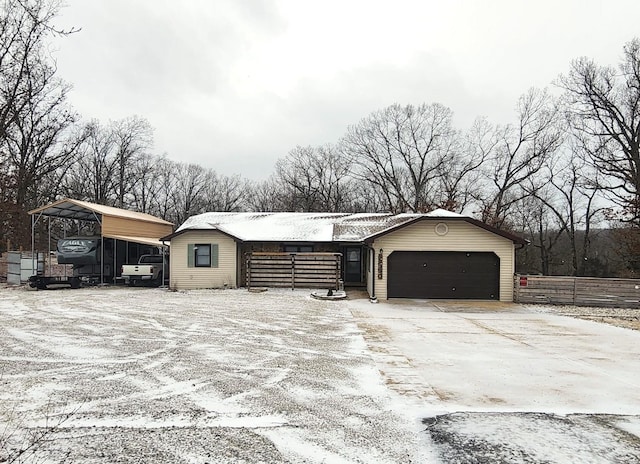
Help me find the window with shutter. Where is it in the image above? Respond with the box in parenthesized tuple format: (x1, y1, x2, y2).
(194, 244, 211, 267)
(188, 243, 219, 268)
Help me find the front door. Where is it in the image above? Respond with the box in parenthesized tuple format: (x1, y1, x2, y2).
(344, 247, 362, 284)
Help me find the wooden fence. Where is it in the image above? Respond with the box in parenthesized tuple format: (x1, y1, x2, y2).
(246, 252, 342, 290)
(514, 274, 640, 308)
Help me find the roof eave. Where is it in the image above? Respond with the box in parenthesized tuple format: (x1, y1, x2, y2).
(161, 227, 242, 242)
(364, 216, 528, 245)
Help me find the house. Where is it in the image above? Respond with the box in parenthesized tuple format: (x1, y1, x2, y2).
(160, 209, 527, 301)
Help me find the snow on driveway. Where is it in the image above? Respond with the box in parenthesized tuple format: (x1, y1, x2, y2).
(348, 296, 640, 462)
(0, 287, 429, 463)
(348, 297, 640, 414)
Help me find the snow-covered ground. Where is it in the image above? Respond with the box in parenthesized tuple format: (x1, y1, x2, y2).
(0, 287, 431, 463)
(1, 286, 639, 462)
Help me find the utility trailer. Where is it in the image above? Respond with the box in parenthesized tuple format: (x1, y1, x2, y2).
(28, 274, 81, 290)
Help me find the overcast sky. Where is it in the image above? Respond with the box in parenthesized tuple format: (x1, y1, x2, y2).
(53, 0, 640, 180)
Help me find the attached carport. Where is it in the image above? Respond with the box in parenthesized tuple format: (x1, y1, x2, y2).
(28, 198, 174, 283)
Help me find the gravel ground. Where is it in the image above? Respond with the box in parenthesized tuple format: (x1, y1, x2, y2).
(0, 286, 427, 463)
(528, 304, 640, 331)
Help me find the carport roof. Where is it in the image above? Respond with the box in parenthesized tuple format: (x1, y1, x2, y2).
(28, 198, 173, 225)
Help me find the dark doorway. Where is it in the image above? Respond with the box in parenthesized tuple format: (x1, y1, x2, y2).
(387, 251, 500, 299)
(343, 246, 363, 284)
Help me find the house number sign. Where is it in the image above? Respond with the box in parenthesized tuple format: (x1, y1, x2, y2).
(377, 249, 383, 279)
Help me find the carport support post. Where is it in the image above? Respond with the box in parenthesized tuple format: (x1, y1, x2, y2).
(101, 232, 104, 284)
(91, 210, 103, 284)
(48, 216, 51, 276)
(113, 238, 117, 284)
(31, 214, 35, 277)
(161, 244, 167, 288)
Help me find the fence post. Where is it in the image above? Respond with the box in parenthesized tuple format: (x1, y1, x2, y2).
(291, 254, 295, 290)
(246, 253, 251, 289)
(573, 277, 578, 306)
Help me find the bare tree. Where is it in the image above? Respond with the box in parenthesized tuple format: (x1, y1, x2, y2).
(205, 173, 248, 212)
(477, 88, 564, 229)
(170, 162, 208, 226)
(0, 0, 81, 248)
(245, 177, 284, 212)
(128, 152, 162, 214)
(540, 140, 604, 275)
(3, 71, 81, 208)
(0, 0, 77, 140)
(434, 117, 494, 212)
(62, 120, 117, 204)
(62, 117, 154, 208)
(272, 144, 354, 212)
(516, 194, 567, 275)
(341, 103, 458, 213)
(148, 155, 177, 221)
(112, 116, 153, 208)
(558, 38, 640, 224)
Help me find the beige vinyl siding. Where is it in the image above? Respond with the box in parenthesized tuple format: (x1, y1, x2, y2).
(372, 220, 515, 301)
(102, 217, 173, 239)
(170, 230, 237, 290)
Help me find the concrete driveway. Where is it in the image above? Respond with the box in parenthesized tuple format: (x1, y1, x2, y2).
(347, 296, 640, 415)
(346, 296, 640, 462)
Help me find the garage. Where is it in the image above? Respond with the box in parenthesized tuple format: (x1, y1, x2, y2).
(387, 251, 500, 299)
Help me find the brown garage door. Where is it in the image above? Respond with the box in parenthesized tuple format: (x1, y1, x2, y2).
(387, 251, 500, 299)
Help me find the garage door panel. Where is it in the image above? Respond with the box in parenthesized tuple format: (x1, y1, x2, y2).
(388, 251, 499, 299)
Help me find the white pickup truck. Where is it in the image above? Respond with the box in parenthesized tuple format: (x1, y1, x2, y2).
(121, 254, 169, 287)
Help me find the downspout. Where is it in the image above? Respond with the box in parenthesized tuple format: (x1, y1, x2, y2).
(367, 244, 377, 303)
(161, 240, 167, 288)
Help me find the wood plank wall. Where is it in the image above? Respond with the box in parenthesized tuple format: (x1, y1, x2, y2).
(247, 252, 341, 290)
(514, 274, 640, 308)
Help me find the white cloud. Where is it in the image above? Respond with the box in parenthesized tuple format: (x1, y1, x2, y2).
(53, 0, 640, 179)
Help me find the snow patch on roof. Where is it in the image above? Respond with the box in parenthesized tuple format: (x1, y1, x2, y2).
(176, 210, 467, 242)
(177, 212, 351, 242)
(424, 208, 465, 218)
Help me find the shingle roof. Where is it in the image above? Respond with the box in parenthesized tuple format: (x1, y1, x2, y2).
(167, 209, 526, 244)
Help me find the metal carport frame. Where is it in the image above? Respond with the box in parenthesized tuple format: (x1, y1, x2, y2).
(28, 198, 173, 284)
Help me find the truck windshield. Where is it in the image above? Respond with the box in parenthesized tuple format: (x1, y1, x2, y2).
(139, 255, 164, 264)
